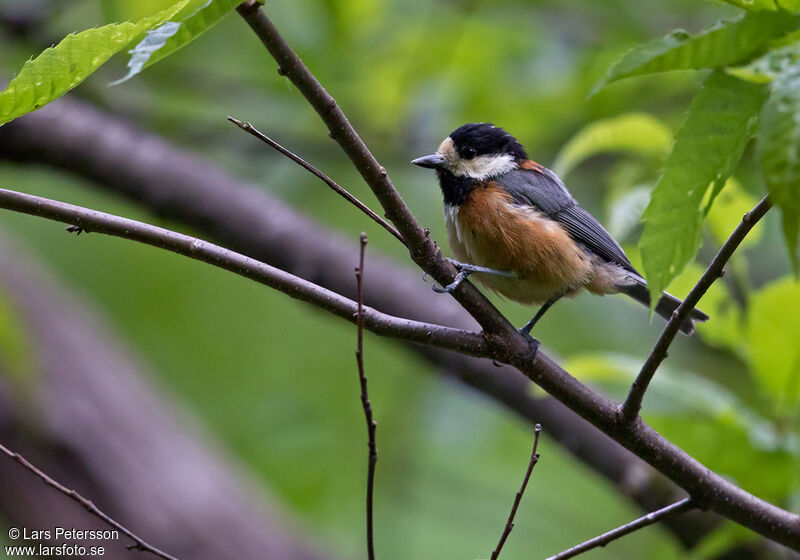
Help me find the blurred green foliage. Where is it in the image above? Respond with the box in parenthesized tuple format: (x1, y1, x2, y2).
(2, 0, 800, 558)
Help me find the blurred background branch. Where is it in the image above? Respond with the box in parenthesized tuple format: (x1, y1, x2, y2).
(2, 0, 799, 557)
(0, 233, 329, 560)
(0, 97, 719, 548)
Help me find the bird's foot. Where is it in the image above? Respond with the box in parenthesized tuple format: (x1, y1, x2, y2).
(431, 259, 515, 294)
(517, 328, 541, 359)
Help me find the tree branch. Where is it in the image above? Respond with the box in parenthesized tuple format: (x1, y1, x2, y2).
(233, 3, 800, 549)
(0, 187, 486, 356)
(0, 444, 179, 560)
(621, 196, 772, 421)
(227, 116, 404, 244)
(0, 232, 331, 560)
(545, 498, 695, 560)
(490, 424, 541, 560)
(355, 233, 378, 560)
(0, 98, 715, 549)
(234, 1, 514, 336)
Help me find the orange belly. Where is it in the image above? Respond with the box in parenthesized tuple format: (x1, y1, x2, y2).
(444, 184, 597, 305)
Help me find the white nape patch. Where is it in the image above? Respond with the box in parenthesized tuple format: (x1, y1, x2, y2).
(436, 137, 518, 180)
(443, 203, 463, 242)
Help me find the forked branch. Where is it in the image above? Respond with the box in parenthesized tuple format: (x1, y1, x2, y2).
(621, 196, 772, 421)
(0, 442, 179, 560)
(232, 3, 800, 549)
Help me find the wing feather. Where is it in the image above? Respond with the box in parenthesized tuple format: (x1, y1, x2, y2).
(498, 168, 639, 275)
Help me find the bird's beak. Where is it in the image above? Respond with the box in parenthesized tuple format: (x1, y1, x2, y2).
(411, 153, 446, 169)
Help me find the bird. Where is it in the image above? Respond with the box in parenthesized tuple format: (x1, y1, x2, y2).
(411, 122, 708, 340)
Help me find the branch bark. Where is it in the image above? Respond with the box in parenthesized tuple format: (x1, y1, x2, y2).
(355, 233, 377, 560)
(0, 187, 485, 356)
(234, 1, 514, 337)
(0, 233, 330, 560)
(231, 0, 800, 550)
(0, 97, 713, 547)
(233, 4, 800, 549)
(0, 442, 179, 560)
(0, 176, 797, 550)
(546, 498, 695, 560)
(621, 197, 772, 421)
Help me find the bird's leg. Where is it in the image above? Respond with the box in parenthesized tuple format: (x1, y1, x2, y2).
(432, 259, 515, 293)
(519, 294, 563, 336)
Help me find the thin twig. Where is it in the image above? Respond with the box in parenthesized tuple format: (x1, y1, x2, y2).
(0, 187, 487, 356)
(355, 232, 378, 560)
(545, 497, 695, 560)
(234, 1, 512, 337)
(0, 442, 178, 560)
(490, 424, 542, 560)
(232, 5, 800, 548)
(1, 189, 799, 551)
(227, 116, 404, 244)
(620, 196, 772, 421)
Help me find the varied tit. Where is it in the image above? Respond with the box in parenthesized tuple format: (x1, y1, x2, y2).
(412, 122, 708, 338)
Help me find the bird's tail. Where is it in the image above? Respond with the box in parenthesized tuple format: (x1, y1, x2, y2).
(618, 280, 709, 336)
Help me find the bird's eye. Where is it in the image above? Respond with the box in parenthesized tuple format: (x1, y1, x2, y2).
(463, 147, 477, 159)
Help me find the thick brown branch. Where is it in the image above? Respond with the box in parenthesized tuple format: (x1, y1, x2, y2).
(234, 1, 513, 336)
(546, 498, 695, 560)
(0, 98, 714, 549)
(0, 442, 179, 560)
(355, 233, 378, 560)
(621, 196, 772, 421)
(234, 2, 800, 549)
(0, 188, 486, 356)
(227, 116, 404, 244)
(490, 424, 541, 560)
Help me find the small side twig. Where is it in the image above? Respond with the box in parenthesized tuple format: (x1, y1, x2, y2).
(227, 116, 404, 244)
(621, 196, 771, 421)
(355, 232, 378, 560)
(0, 442, 178, 560)
(545, 497, 694, 560)
(490, 424, 542, 560)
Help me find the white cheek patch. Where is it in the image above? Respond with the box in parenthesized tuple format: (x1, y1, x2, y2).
(452, 153, 517, 180)
(437, 137, 517, 180)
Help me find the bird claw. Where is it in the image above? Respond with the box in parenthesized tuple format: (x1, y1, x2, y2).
(432, 270, 469, 293)
(517, 329, 541, 358)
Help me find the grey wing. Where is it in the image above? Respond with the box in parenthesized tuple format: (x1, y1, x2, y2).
(499, 168, 639, 275)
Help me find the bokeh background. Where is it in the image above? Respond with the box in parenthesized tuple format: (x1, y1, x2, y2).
(0, 0, 797, 558)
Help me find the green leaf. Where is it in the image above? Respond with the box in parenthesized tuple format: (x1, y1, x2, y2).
(593, 12, 796, 93)
(756, 62, 800, 272)
(639, 70, 767, 311)
(715, 0, 800, 11)
(714, 0, 780, 10)
(569, 350, 799, 500)
(562, 353, 638, 383)
(112, 0, 240, 85)
(747, 277, 800, 412)
(728, 41, 800, 83)
(0, 1, 188, 126)
(552, 113, 672, 177)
